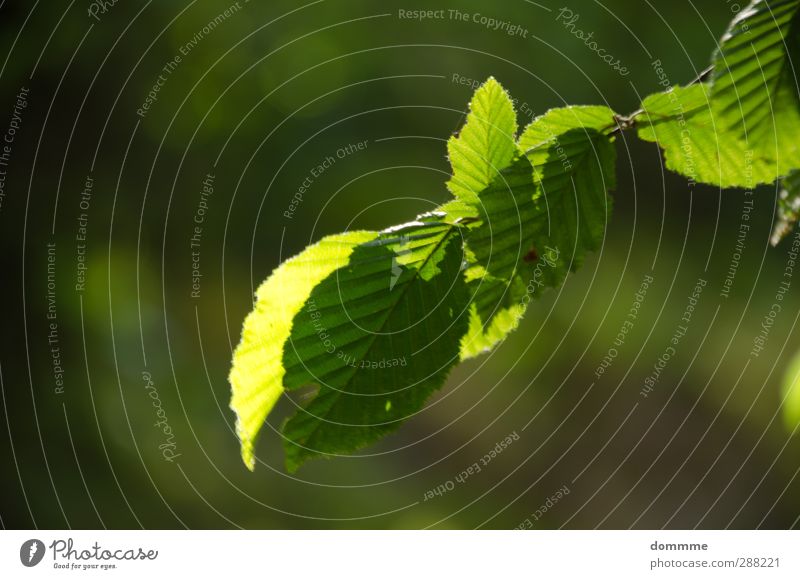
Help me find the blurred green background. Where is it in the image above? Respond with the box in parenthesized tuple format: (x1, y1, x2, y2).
(1, 0, 799, 529)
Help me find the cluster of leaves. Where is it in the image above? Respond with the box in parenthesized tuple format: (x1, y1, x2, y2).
(231, 0, 800, 472)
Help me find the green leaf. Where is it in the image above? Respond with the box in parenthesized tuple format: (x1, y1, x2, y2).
(710, 0, 800, 175)
(447, 77, 518, 204)
(781, 346, 800, 430)
(457, 157, 539, 359)
(460, 274, 529, 359)
(229, 231, 377, 470)
(464, 158, 538, 282)
(458, 106, 617, 359)
(642, 1, 800, 187)
(229, 80, 618, 471)
(280, 218, 470, 472)
(771, 169, 800, 245)
(636, 84, 782, 187)
(225, 5, 800, 472)
(519, 106, 616, 286)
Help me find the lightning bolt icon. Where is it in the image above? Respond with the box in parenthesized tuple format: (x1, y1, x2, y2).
(389, 235, 410, 291)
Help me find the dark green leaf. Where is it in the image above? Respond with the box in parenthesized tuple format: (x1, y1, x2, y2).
(280, 219, 470, 472)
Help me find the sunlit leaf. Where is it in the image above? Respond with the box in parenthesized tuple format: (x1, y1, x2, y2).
(458, 106, 617, 358)
(447, 77, 518, 204)
(771, 169, 800, 245)
(281, 218, 470, 471)
(229, 231, 377, 470)
(710, 0, 800, 175)
(781, 347, 800, 430)
(519, 106, 616, 286)
(636, 84, 782, 187)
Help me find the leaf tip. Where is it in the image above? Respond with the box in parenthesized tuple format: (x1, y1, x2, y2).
(234, 414, 257, 471)
(242, 447, 256, 472)
(283, 449, 303, 474)
(782, 350, 800, 431)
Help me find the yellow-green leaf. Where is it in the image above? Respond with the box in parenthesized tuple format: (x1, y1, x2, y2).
(229, 231, 376, 470)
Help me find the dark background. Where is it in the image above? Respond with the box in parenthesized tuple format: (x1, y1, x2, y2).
(1, 0, 799, 529)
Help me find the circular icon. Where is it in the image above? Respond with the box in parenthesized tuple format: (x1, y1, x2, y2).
(19, 539, 45, 567)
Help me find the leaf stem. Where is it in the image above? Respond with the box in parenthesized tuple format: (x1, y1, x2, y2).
(606, 64, 714, 136)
